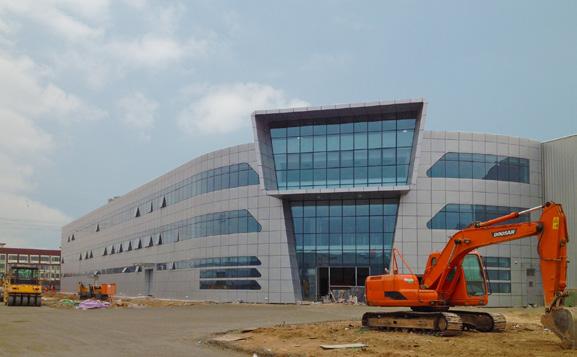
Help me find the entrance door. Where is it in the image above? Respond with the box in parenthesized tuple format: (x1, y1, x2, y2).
(318, 267, 329, 298)
(316, 267, 370, 301)
(144, 269, 153, 296)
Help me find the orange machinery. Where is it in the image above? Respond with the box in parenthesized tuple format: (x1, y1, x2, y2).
(363, 202, 577, 349)
(77, 282, 116, 301)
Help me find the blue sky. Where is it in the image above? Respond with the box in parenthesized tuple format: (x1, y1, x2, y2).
(0, 0, 575, 248)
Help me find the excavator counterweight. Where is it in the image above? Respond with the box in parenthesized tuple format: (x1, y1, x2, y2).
(363, 202, 577, 349)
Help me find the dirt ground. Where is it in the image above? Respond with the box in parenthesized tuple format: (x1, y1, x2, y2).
(1, 298, 573, 357)
(0, 300, 376, 357)
(213, 307, 574, 357)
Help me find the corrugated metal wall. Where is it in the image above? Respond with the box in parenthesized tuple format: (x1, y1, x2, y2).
(542, 135, 577, 288)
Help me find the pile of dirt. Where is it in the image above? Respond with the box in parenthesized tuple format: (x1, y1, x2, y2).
(211, 309, 573, 357)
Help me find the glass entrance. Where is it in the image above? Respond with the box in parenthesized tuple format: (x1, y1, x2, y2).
(317, 266, 369, 301)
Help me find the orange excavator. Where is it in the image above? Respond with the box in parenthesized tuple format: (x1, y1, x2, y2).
(363, 202, 577, 349)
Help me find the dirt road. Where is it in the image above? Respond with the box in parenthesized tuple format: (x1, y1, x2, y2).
(0, 303, 376, 357)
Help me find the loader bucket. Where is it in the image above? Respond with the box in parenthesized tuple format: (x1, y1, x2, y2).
(541, 307, 577, 349)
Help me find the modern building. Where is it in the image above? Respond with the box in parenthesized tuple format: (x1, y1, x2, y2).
(0, 247, 61, 290)
(61, 99, 572, 307)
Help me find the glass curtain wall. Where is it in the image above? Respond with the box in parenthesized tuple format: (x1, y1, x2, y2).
(290, 199, 399, 300)
(270, 116, 416, 190)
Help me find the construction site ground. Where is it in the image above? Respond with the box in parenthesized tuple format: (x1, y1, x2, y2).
(0, 297, 572, 357)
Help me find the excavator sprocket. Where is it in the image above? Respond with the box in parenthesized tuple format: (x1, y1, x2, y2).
(362, 311, 463, 336)
(451, 310, 506, 332)
(541, 307, 577, 349)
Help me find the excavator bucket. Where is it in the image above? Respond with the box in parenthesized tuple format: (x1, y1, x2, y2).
(541, 307, 577, 349)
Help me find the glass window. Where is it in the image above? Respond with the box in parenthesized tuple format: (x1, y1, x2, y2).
(270, 117, 416, 190)
(428, 152, 530, 183)
(428, 205, 529, 230)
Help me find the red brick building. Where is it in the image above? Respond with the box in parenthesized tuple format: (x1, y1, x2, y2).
(0, 247, 61, 290)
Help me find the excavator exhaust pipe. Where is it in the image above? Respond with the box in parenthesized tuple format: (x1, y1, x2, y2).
(541, 306, 577, 349)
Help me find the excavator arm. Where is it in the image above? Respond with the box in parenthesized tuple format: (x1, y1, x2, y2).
(422, 202, 568, 307)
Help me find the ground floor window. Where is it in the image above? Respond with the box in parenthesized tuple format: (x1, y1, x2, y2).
(483, 256, 512, 294)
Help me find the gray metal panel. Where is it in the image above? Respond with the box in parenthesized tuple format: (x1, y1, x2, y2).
(542, 135, 577, 288)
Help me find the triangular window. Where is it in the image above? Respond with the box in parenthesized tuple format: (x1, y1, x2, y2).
(149, 201, 154, 213)
(79, 254, 82, 261)
(103, 247, 108, 256)
(137, 239, 142, 249)
(156, 234, 162, 246)
(118, 244, 123, 253)
(170, 262, 176, 270)
(134, 207, 140, 218)
(85, 252, 89, 259)
(67, 236, 70, 242)
(95, 224, 100, 232)
(89, 251, 93, 259)
(111, 246, 116, 255)
(127, 241, 132, 251)
(71, 234, 75, 241)
(161, 197, 167, 208)
(147, 236, 154, 248)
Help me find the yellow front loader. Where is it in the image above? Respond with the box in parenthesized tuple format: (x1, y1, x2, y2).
(2, 266, 42, 306)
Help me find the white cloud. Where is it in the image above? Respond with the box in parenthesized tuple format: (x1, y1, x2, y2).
(117, 92, 158, 139)
(177, 83, 309, 135)
(0, 51, 104, 247)
(106, 34, 208, 68)
(0, 0, 108, 42)
(0, 53, 106, 121)
(0, 192, 70, 248)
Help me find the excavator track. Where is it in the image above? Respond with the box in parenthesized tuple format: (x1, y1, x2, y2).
(362, 311, 463, 336)
(451, 310, 506, 332)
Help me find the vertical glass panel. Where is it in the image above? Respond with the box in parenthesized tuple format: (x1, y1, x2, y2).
(354, 132, 367, 149)
(272, 138, 286, 153)
(397, 130, 414, 147)
(313, 136, 327, 152)
(300, 136, 313, 152)
(340, 133, 354, 150)
(287, 137, 300, 153)
(313, 152, 327, 168)
(326, 135, 340, 151)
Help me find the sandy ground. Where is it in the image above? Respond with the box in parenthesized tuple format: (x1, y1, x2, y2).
(0, 300, 378, 357)
(214, 307, 574, 357)
(1, 298, 573, 357)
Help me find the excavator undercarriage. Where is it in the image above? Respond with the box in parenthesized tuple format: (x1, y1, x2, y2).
(362, 310, 505, 336)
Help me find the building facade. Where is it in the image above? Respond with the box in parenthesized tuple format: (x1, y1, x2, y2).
(62, 100, 556, 307)
(0, 247, 61, 290)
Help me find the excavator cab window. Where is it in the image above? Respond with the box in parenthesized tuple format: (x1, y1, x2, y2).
(463, 255, 486, 296)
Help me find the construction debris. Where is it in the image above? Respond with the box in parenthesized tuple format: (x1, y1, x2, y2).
(320, 343, 368, 350)
(77, 299, 110, 310)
